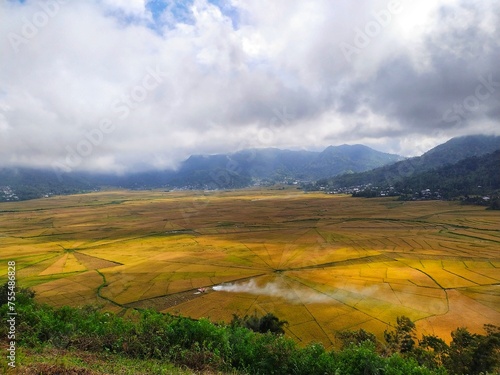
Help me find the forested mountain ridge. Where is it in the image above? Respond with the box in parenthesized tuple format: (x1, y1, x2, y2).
(322, 135, 500, 189)
(1, 135, 499, 202)
(0, 144, 402, 200)
(0, 168, 98, 201)
(321, 148, 500, 208)
(394, 149, 500, 201)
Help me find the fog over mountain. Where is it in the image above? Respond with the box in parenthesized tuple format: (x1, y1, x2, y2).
(1, 1, 499, 174)
(324, 134, 500, 188)
(2, 134, 499, 202)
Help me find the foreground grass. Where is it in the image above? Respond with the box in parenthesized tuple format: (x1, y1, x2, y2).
(6, 288, 499, 375)
(0, 346, 216, 375)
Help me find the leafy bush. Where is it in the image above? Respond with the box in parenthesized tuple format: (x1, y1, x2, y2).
(231, 312, 288, 334)
(2, 285, 499, 374)
(336, 328, 378, 349)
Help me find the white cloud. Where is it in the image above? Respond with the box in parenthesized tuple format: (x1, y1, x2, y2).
(0, 0, 499, 173)
(100, 0, 151, 20)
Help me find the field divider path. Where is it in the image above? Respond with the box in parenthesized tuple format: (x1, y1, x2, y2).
(445, 231, 500, 244)
(286, 274, 393, 329)
(388, 283, 403, 305)
(73, 231, 192, 251)
(398, 263, 451, 320)
(73, 251, 123, 269)
(443, 268, 497, 286)
(282, 275, 334, 347)
(290, 254, 392, 272)
(469, 267, 500, 283)
(124, 273, 268, 311)
(153, 259, 270, 272)
(95, 269, 125, 309)
(17, 253, 62, 271)
(241, 244, 275, 269)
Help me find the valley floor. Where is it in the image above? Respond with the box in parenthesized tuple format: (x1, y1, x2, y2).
(1, 188, 499, 347)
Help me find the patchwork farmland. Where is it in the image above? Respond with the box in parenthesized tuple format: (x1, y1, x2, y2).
(1, 188, 499, 348)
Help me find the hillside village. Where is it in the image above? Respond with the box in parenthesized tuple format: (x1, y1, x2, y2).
(0, 186, 19, 201)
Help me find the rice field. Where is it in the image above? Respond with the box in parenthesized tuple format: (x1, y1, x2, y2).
(1, 188, 499, 347)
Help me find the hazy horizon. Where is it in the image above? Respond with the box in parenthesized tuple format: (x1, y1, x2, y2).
(1, 0, 499, 174)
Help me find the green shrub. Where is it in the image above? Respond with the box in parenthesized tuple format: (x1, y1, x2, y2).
(384, 354, 446, 375)
(335, 341, 385, 375)
(289, 343, 337, 375)
(5, 284, 499, 374)
(231, 312, 288, 335)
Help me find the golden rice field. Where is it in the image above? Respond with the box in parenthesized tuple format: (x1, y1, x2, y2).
(1, 188, 499, 348)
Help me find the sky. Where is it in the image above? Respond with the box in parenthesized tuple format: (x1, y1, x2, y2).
(1, 0, 499, 174)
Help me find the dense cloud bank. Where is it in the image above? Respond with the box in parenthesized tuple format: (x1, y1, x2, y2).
(1, 0, 499, 173)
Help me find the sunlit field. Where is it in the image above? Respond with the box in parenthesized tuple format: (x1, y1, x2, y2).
(1, 188, 499, 348)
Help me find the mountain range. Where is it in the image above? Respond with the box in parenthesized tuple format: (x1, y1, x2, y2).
(0, 144, 403, 200)
(323, 134, 500, 188)
(1, 135, 499, 201)
(394, 149, 500, 200)
(174, 144, 404, 183)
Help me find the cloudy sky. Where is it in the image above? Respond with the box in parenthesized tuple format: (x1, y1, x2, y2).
(1, 0, 499, 173)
